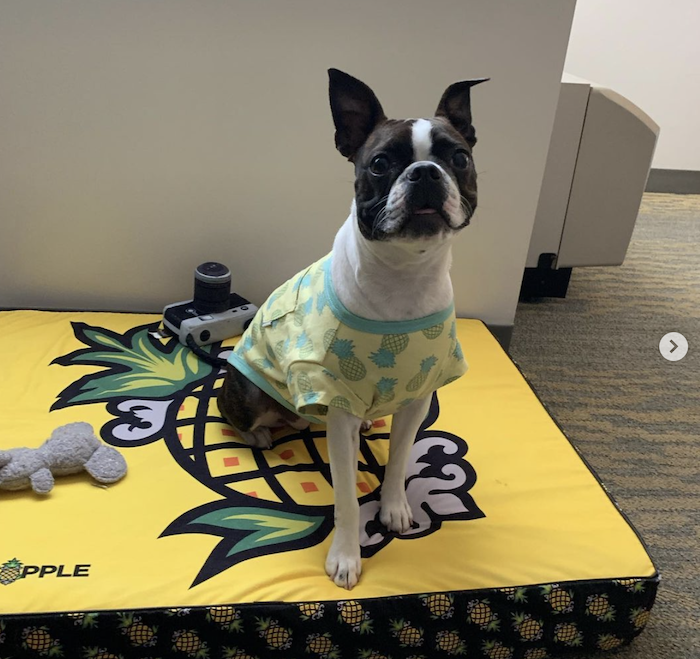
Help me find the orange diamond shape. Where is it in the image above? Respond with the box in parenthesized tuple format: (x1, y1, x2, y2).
(221, 428, 236, 437)
(301, 482, 319, 493)
(223, 457, 240, 467)
(373, 419, 387, 428)
(357, 482, 371, 493)
(279, 449, 295, 460)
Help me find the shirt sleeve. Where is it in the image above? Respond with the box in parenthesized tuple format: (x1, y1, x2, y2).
(287, 362, 370, 419)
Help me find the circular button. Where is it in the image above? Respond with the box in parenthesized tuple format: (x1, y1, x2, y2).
(199, 330, 211, 343)
(659, 332, 688, 361)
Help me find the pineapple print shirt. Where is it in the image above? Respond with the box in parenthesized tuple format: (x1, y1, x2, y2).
(228, 253, 468, 423)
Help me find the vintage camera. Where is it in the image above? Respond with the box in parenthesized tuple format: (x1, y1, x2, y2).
(163, 262, 258, 347)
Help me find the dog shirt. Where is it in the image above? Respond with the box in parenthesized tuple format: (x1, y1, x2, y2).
(228, 253, 468, 423)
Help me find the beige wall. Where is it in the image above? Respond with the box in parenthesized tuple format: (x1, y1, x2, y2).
(0, 1, 576, 327)
(566, 0, 699, 171)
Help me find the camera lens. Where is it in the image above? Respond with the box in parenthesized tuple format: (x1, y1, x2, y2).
(193, 262, 231, 314)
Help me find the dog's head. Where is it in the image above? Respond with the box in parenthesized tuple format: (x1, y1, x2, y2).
(329, 69, 487, 243)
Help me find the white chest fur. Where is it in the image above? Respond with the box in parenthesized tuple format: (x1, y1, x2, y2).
(330, 204, 456, 322)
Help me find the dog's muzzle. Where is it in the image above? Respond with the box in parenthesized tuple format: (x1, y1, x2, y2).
(405, 162, 447, 214)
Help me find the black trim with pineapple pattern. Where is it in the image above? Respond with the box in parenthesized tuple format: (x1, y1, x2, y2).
(0, 575, 658, 658)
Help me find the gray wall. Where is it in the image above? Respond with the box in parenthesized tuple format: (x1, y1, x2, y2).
(0, 1, 576, 328)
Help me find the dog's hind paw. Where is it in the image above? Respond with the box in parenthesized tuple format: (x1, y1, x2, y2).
(360, 419, 373, 433)
(380, 493, 414, 534)
(240, 427, 273, 449)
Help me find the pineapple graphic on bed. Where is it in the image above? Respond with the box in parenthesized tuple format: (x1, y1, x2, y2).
(50, 314, 481, 586)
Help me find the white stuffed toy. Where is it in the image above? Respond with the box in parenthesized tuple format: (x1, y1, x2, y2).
(0, 422, 127, 494)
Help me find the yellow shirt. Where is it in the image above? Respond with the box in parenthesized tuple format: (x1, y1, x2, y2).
(228, 254, 468, 422)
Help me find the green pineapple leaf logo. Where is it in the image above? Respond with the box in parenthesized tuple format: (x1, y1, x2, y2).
(51, 322, 215, 410)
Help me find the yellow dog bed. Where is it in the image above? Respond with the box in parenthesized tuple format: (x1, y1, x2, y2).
(0, 311, 657, 658)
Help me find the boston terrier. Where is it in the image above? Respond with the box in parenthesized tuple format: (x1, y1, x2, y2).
(218, 69, 486, 589)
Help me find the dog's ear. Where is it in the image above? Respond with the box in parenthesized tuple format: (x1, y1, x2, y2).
(329, 69, 387, 161)
(435, 78, 489, 148)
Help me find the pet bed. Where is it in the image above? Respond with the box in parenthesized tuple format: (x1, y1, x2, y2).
(0, 311, 658, 658)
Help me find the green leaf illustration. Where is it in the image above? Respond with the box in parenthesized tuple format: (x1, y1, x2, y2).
(189, 507, 325, 558)
(51, 322, 216, 409)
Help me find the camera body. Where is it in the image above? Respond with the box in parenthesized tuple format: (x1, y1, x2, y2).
(163, 262, 258, 347)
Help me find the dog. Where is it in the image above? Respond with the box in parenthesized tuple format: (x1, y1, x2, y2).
(218, 68, 486, 589)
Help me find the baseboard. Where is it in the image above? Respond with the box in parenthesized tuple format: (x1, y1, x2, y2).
(646, 168, 700, 194)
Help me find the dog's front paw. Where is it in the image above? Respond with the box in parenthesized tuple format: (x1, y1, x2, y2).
(240, 427, 273, 449)
(380, 491, 414, 534)
(325, 540, 362, 590)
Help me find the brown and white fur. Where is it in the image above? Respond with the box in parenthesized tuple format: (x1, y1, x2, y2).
(218, 69, 486, 589)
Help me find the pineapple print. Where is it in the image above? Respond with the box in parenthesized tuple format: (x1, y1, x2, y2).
(390, 620, 423, 647)
(223, 649, 257, 659)
(21, 627, 63, 656)
(256, 618, 292, 650)
(499, 586, 528, 603)
(206, 606, 243, 632)
(323, 328, 337, 351)
(67, 612, 99, 628)
(615, 578, 645, 593)
(306, 632, 340, 658)
(553, 622, 583, 647)
(172, 630, 208, 657)
(118, 614, 157, 647)
(421, 323, 444, 339)
(0, 557, 23, 585)
(630, 606, 651, 630)
(286, 297, 313, 328)
(512, 612, 543, 641)
(482, 640, 514, 659)
(83, 649, 123, 659)
(370, 333, 410, 368)
(329, 338, 367, 381)
(586, 594, 616, 622)
(523, 650, 549, 659)
(406, 356, 438, 392)
(330, 395, 353, 412)
(274, 338, 291, 360)
(598, 634, 625, 651)
(541, 584, 574, 614)
(265, 281, 290, 313)
(375, 377, 398, 405)
(338, 600, 373, 633)
(167, 607, 192, 617)
(466, 599, 500, 631)
(358, 651, 391, 659)
(435, 630, 466, 655)
(295, 370, 320, 405)
(421, 593, 454, 619)
(296, 331, 315, 357)
(298, 602, 325, 621)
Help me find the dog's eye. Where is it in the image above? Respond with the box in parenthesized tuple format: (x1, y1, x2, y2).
(369, 155, 390, 176)
(452, 150, 470, 169)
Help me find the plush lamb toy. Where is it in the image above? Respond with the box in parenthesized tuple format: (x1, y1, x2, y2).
(0, 422, 127, 494)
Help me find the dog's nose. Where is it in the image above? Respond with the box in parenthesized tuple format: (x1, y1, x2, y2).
(407, 162, 441, 182)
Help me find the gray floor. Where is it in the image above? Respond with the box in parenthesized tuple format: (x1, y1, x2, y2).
(510, 194, 700, 658)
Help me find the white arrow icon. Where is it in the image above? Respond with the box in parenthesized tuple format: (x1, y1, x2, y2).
(659, 332, 688, 362)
